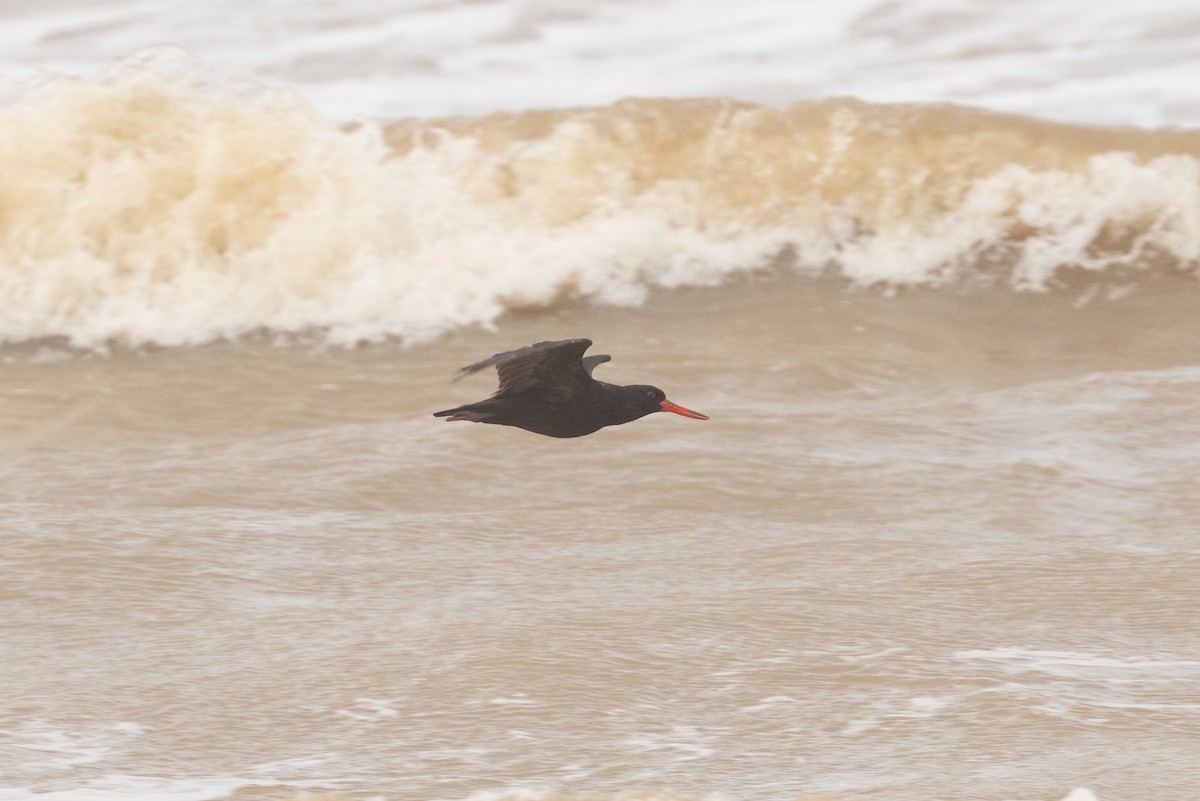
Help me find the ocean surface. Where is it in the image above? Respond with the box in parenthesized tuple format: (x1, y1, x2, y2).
(3, 2, 1200, 801)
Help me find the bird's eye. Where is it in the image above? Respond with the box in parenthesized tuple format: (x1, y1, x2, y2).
(645, 389, 656, 399)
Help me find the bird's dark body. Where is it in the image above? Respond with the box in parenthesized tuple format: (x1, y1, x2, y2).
(436, 378, 656, 438)
(433, 339, 708, 438)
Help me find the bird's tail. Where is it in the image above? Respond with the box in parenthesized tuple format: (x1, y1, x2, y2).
(433, 406, 493, 423)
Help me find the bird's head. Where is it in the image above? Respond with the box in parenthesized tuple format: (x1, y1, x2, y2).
(624, 385, 710, 421)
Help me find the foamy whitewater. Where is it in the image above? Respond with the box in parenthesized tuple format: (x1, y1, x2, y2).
(2, 1, 1200, 350)
(3, 2, 1200, 801)
(4, 62, 1200, 350)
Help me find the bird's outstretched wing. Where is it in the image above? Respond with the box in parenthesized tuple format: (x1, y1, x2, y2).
(454, 339, 609, 399)
(582, 354, 611, 376)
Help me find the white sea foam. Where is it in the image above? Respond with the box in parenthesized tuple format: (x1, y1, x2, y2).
(955, 648, 1200, 680)
(0, 777, 249, 801)
(0, 722, 141, 773)
(2, 60, 1199, 350)
(1060, 791, 1101, 801)
(3, 0, 1200, 351)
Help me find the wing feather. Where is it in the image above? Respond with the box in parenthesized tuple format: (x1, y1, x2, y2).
(582, 354, 611, 375)
(453, 339, 598, 398)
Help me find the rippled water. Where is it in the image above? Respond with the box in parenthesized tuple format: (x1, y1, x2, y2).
(6, 279, 1200, 800)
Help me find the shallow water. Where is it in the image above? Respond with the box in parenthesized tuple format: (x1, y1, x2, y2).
(5, 277, 1200, 800)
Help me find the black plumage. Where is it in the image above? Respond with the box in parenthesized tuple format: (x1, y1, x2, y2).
(433, 339, 709, 438)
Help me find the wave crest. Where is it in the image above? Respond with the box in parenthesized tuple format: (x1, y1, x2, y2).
(2, 59, 1199, 348)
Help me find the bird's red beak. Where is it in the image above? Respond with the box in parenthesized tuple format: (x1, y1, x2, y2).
(659, 399, 709, 420)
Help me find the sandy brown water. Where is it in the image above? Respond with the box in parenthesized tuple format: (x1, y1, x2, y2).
(6, 2, 1200, 798)
(4, 275, 1200, 801)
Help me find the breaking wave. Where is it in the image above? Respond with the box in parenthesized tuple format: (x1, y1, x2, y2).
(3, 54, 1199, 348)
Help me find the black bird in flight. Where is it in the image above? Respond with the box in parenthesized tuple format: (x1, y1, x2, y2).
(434, 338, 709, 438)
